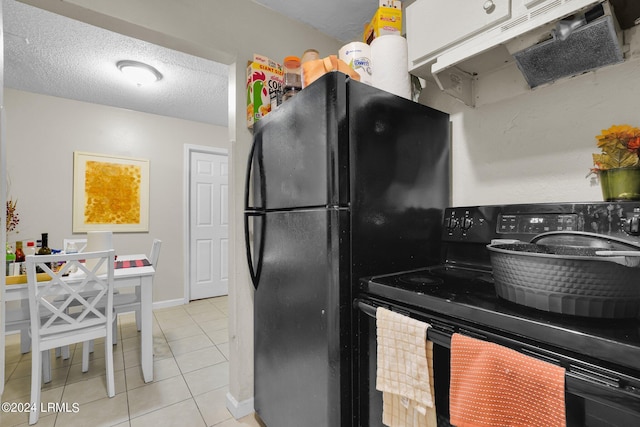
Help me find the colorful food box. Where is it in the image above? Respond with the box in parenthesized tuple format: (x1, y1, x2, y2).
(363, 1, 403, 44)
(379, 0, 402, 8)
(246, 54, 284, 128)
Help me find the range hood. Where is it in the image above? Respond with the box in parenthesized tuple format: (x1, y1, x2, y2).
(509, 1, 623, 88)
(407, 0, 625, 106)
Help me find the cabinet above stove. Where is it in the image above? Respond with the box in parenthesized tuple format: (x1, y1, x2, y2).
(406, 0, 626, 106)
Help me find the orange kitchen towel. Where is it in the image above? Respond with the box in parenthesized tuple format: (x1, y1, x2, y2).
(450, 333, 566, 427)
(376, 307, 435, 426)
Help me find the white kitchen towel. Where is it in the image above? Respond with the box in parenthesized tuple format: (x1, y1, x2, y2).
(381, 339, 437, 427)
(376, 307, 435, 427)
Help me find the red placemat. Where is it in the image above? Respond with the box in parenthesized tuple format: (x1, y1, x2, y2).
(115, 259, 151, 269)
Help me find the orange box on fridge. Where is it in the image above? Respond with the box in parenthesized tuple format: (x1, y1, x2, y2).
(246, 54, 284, 128)
(363, 1, 403, 45)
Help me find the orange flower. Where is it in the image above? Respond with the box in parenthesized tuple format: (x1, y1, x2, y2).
(591, 124, 640, 172)
(6, 198, 19, 233)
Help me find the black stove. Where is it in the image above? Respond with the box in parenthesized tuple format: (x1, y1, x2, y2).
(355, 202, 640, 426)
(365, 264, 640, 373)
(362, 202, 640, 371)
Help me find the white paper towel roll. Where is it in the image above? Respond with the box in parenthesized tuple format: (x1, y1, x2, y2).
(370, 35, 411, 99)
(338, 42, 372, 85)
(86, 231, 112, 274)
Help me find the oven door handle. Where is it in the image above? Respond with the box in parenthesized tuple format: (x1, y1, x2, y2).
(355, 298, 640, 415)
(354, 298, 377, 318)
(566, 371, 640, 415)
(354, 298, 452, 348)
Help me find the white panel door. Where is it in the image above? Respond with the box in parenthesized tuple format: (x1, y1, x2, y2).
(190, 151, 228, 300)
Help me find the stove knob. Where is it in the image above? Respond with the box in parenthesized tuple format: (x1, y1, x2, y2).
(462, 218, 473, 230)
(444, 217, 459, 231)
(625, 215, 640, 236)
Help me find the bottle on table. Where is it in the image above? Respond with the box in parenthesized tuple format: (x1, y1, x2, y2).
(282, 56, 302, 102)
(6, 243, 16, 276)
(15, 241, 25, 262)
(37, 233, 51, 256)
(14, 241, 25, 275)
(25, 240, 37, 257)
(36, 233, 52, 272)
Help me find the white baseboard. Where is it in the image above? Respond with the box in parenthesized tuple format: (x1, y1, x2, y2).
(226, 392, 254, 420)
(152, 298, 185, 310)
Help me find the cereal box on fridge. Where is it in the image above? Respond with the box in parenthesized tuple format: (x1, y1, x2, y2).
(363, 1, 403, 45)
(246, 54, 284, 128)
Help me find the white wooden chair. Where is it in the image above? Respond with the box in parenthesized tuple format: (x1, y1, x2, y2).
(56, 236, 121, 358)
(61, 239, 161, 356)
(26, 250, 116, 425)
(52, 237, 88, 360)
(112, 239, 161, 339)
(63, 238, 88, 253)
(17, 238, 90, 358)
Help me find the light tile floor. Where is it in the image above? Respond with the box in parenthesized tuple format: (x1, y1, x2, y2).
(2, 296, 264, 427)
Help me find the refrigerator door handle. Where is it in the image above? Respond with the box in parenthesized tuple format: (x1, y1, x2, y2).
(244, 133, 266, 289)
(244, 211, 265, 289)
(244, 132, 266, 212)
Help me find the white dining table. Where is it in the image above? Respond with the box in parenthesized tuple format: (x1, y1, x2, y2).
(2, 253, 156, 386)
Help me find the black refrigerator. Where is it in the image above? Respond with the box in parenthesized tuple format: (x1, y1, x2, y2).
(244, 72, 450, 427)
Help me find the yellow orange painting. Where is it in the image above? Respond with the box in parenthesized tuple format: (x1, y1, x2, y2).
(73, 152, 149, 232)
(85, 161, 141, 224)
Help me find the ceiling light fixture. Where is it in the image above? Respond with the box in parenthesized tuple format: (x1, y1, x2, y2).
(117, 60, 162, 86)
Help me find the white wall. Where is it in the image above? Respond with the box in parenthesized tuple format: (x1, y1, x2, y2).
(4, 89, 229, 303)
(420, 27, 640, 207)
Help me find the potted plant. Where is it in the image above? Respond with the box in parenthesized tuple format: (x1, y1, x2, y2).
(591, 124, 640, 201)
(6, 198, 19, 235)
(6, 197, 20, 275)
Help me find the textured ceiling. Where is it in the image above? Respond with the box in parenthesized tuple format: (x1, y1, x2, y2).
(3, 0, 230, 127)
(2, 0, 382, 127)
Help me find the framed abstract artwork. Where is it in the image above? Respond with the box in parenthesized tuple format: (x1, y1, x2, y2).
(73, 151, 150, 232)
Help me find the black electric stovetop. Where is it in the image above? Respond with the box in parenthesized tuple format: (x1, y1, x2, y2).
(361, 265, 640, 374)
